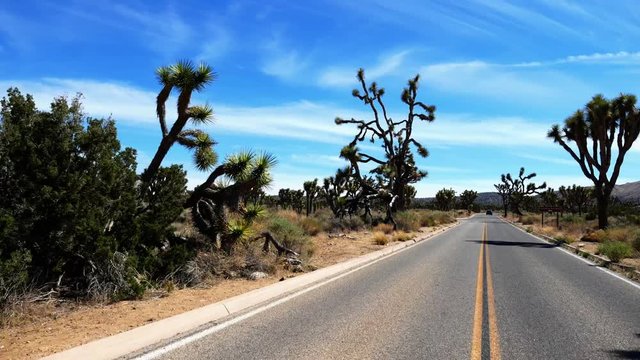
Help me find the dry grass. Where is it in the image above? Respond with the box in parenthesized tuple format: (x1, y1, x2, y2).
(392, 231, 413, 242)
(372, 231, 389, 245)
(373, 223, 394, 234)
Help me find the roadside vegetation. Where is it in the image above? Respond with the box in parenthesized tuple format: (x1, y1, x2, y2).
(514, 205, 640, 268)
(0, 62, 462, 337)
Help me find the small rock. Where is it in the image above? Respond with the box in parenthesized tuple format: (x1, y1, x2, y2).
(279, 277, 285, 281)
(248, 271, 268, 280)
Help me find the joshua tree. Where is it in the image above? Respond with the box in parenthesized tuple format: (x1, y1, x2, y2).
(559, 185, 592, 215)
(140, 61, 296, 255)
(141, 60, 216, 185)
(186, 151, 283, 254)
(548, 94, 640, 228)
(494, 183, 511, 217)
(303, 179, 320, 216)
(539, 188, 559, 208)
(320, 166, 360, 219)
(500, 167, 546, 216)
(459, 189, 478, 213)
(277, 188, 304, 213)
(435, 188, 456, 211)
(336, 69, 436, 217)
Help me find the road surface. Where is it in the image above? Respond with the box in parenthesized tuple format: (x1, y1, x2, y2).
(139, 215, 640, 359)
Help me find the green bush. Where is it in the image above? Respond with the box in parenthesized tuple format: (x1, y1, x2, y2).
(598, 241, 633, 262)
(300, 217, 323, 236)
(395, 211, 421, 231)
(341, 216, 364, 231)
(267, 216, 308, 252)
(585, 212, 596, 221)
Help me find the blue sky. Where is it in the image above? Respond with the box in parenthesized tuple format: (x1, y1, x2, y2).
(1, 0, 640, 197)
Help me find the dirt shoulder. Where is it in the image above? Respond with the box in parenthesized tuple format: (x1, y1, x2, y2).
(1, 225, 449, 359)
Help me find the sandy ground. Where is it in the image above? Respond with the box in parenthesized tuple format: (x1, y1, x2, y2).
(0, 227, 436, 359)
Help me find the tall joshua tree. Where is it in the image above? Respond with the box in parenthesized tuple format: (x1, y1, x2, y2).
(336, 68, 435, 218)
(548, 94, 640, 229)
(141, 60, 216, 184)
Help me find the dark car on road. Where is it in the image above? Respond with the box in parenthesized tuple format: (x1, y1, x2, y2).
(486, 210, 493, 215)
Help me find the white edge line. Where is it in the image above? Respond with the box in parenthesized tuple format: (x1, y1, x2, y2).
(500, 217, 640, 291)
(134, 222, 460, 359)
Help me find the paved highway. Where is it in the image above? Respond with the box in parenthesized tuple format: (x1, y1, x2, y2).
(141, 215, 640, 359)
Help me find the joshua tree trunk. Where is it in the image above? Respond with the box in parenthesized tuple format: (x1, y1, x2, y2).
(595, 186, 611, 229)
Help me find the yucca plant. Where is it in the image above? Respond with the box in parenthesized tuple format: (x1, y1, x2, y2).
(141, 60, 216, 184)
(187, 151, 293, 254)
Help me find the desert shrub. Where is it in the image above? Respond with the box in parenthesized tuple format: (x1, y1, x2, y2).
(432, 211, 455, 225)
(373, 232, 389, 245)
(631, 233, 640, 252)
(598, 241, 633, 262)
(300, 217, 323, 236)
(392, 231, 413, 242)
(520, 214, 538, 225)
(267, 216, 308, 253)
(341, 216, 364, 231)
(374, 223, 395, 234)
(582, 229, 607, 242)
(585, 212, 596, 221)
(87, 252, 147, 301)
(525, 226, 533, 233)
(562, 214, 585, 224)
(419, 213, 436, 227)
(310, 209, 338, 232)
(605, 227, 634, 243)
(395, 211, 421, 231)
(243, 248, 277, 275)
(0, 250, 31, 308)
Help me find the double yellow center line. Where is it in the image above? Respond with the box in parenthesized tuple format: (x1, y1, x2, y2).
(471, 223, 501, 360)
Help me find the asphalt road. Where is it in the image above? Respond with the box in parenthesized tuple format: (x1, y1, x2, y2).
(146, 215, 640, 359)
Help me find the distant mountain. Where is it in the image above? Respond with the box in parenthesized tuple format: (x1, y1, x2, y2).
(414, 180, 640, 208)
(612, 181, 640, 204)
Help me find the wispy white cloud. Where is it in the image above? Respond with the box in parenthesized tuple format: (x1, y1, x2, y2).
(318, 50, 413, 87)
(472, 0, 583, 38)
(260, 32, 309, 80)
(420, 60, 593, 104)
(515, 51, 640, 67)
(2, 77, 563, 149)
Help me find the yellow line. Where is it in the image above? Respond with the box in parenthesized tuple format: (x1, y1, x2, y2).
(470, 224, 485, 360)
(485, 225, 502, 360)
